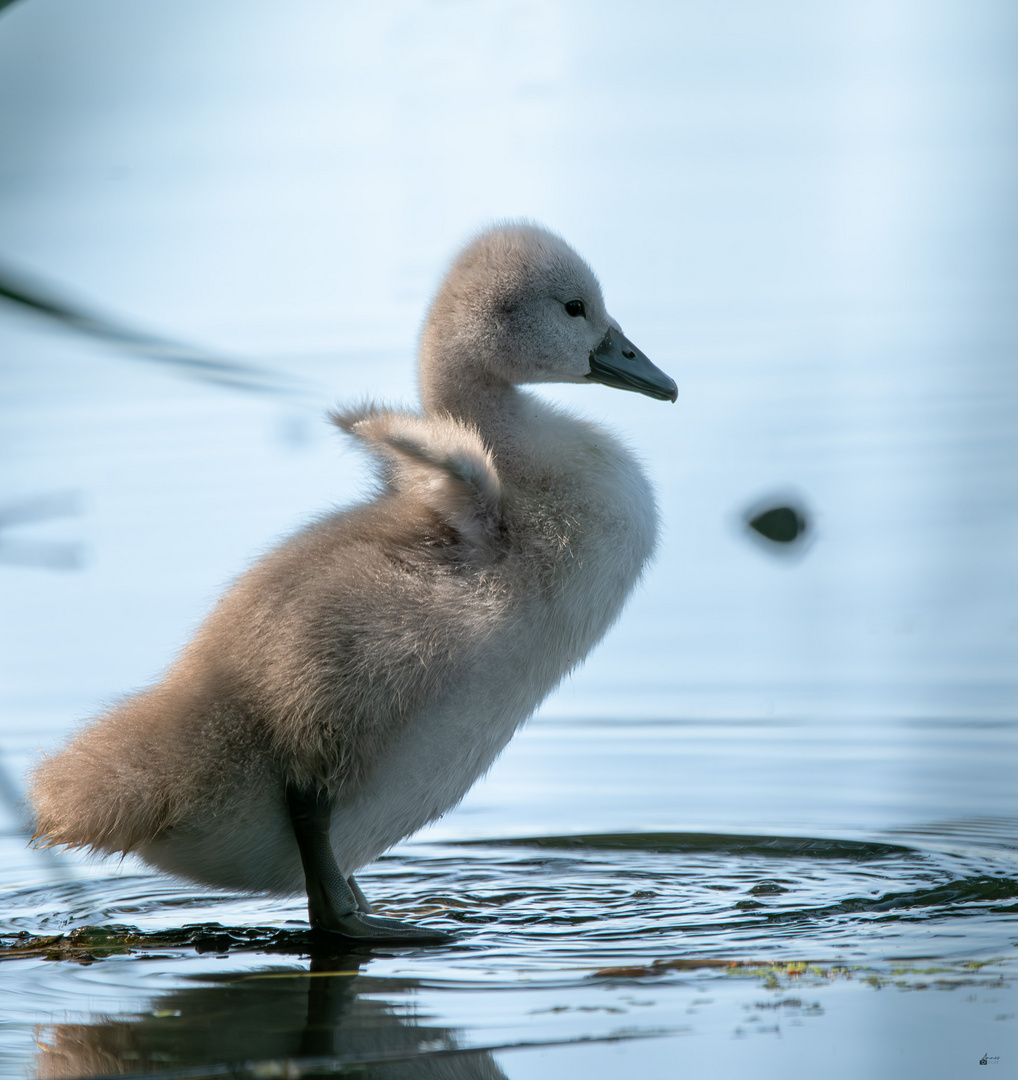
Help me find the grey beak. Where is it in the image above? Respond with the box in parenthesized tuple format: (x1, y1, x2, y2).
(585, 328, 677, 403)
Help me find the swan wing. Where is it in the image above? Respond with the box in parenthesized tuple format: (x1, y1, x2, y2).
(332, 405, 502, 551)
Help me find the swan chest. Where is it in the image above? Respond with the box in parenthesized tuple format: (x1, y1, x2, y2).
(333, 428, 657, 872)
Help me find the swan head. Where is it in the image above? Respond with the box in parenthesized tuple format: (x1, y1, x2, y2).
(419, 222, 677, 410)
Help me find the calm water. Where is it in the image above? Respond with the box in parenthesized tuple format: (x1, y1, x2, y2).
(1, 1, 1016, 1077)
(1, 717, 1016, 1078)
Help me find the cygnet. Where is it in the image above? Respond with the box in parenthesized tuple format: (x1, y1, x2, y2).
(30, 222, 676, 943)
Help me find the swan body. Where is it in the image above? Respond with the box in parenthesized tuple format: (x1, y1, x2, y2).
(30, 223, 676, 940)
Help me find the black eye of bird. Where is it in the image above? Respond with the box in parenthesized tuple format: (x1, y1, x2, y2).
(564, 299, 585, 318)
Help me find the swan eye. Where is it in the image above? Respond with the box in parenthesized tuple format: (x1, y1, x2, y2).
(564, 299, 585, 318)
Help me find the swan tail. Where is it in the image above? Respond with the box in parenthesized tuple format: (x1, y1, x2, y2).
(27, 689, 246, 857)
(29, 713, 168, 856)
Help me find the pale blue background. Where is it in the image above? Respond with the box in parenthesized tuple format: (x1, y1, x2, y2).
(2, 1, 1015, 734)
(0, 3, 1015, 1077)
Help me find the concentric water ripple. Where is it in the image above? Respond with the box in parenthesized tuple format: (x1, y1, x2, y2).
(3, 827, 1016, 969)
(1, 826, 1016, 1078)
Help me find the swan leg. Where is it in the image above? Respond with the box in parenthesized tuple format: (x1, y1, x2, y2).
(285, 782, 451, 944)
(347, 874, 372, 913)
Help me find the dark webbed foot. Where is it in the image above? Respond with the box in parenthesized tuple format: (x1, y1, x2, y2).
(286, 783, 452, 945)
(316, 910, 452, 944)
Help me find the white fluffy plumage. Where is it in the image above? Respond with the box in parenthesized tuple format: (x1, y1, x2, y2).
(30, 222, 674, 901)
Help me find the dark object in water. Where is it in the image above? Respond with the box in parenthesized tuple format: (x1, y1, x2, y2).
(745, 503, 809, 545)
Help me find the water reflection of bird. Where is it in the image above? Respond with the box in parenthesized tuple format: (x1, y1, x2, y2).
(35, 957, 510, 1080)
(30, 223, 676, 942)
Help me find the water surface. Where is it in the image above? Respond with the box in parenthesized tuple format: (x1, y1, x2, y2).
(1, 1, 1016, 1077)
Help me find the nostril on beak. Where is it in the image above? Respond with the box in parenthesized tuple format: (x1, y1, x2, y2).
(622, 349, 635, 360)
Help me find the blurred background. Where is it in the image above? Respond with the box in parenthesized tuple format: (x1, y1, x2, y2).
(1, 4, 1016, 1075)
(2, 0, 1015, 744)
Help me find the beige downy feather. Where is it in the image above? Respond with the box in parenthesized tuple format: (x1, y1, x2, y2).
(29, 222, 673, 898)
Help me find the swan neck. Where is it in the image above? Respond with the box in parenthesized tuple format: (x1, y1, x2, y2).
(419, 342, 520, 430)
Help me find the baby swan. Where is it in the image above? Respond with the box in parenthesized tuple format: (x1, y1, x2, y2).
(30, 223, 676, 944)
